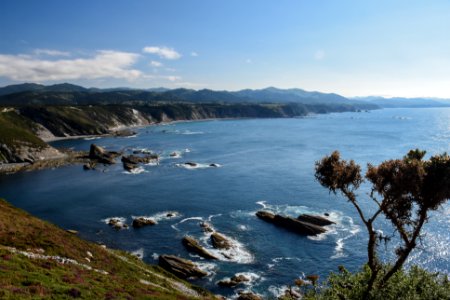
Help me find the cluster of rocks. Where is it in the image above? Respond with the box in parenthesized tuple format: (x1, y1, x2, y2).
(121, 154, 159, 171)
(83, 144, 160, 172)
(83, 144, 121, 170)
(256, 211, 334, 236)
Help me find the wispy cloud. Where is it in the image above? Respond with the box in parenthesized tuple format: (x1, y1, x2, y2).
(0, 50, 142, 81)
(142, 46, 181, 60)
(34, 49, 71, 57)
(150, 60, 163, 67)
(191, 52, 198, 57)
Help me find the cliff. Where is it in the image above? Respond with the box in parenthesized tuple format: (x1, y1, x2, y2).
(0, 198, 213, 299)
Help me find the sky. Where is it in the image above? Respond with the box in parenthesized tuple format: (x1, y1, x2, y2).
(1, 0, 450, 98)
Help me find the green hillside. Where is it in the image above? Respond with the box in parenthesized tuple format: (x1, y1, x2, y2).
(0, 199, 214, 299)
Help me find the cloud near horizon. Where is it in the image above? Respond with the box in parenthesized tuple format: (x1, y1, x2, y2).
(0, 50, 143, 81)
(142, 46, 181, 60)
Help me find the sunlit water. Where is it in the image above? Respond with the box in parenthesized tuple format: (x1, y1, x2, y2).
(1, 108, 449, 298)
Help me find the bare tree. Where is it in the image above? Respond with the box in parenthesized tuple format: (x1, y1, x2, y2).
(315, 149, 450, 294)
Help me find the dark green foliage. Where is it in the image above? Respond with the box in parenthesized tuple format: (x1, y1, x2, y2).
(306, 265, 450, 300)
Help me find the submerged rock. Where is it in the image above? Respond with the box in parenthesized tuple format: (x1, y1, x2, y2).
(132, 217, 156, 228)
(209, 163, 220, 167)
(200, 221, 214, 233)
(217, 274, 250, 287)
(121, 154, 158, 165)
(211, 232, 232, 250)
(83, 161, 96, 170)
(158, 255, 208, 279)
(297, 214, 335, 226)
(182, 236, 218, 260)
(184, 162, 198, 167)
(256, 211, 326, 236)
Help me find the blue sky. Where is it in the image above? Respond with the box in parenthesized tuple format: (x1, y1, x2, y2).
(1, 0, 450, 97)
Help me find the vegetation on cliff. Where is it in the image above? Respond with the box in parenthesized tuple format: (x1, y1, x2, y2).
(0, 199, 213, 299)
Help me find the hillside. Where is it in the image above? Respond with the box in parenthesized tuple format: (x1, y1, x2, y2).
(0, 83, 378, 109)
(0, 198, 213, 299)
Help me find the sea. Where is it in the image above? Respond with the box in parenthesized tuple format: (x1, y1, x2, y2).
(1, 107, 449, 298)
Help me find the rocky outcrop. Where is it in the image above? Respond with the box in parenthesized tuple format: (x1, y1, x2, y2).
(182, 236, 218, 260)
(217, 274, 250, 287)
(132, 217, 156, 228)
(211, 232, 232, 249)
(256, 211, 326, 236)
(108, 218, 128, 230)
(121, 154, 158, 171)
(158, 255, 207, 279)
(297, 214, 335, 226)
(89, 144, 120, 164)
(112, 129, 136, 137)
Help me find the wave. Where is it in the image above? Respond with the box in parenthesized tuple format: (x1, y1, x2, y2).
(175, 162, 221, 169)
(123, 166, 147, 174)
(101, 217, 127, 225)
(132, 211, 181, 224)
(130, 248, 144, 259)
(83, 136, 101, 140)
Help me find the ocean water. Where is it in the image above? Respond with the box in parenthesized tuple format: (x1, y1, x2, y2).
(1, 107, 449, 298)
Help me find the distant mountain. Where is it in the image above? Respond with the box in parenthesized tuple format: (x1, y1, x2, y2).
(354, 96, 450, 108)
(0, 83, 45, 96)
(233, 87, 355, 104)
(0, 83, 376, 110)
(0, 82, 87, 96)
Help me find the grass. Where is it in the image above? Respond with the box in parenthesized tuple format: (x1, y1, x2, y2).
(0, 198, 214, 299)
(0, 110, 47, 150)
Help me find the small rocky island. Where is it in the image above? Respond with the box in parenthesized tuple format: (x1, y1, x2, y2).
(256, 211, 334, 235)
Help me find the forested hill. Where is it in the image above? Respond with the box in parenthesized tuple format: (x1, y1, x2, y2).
(0, 83, 377, 108)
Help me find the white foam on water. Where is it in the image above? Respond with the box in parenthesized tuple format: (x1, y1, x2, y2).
(172, 216, 204, 231)
(152, 253, 159, 260)
(130, 248, 144, 260)
(184, 148, 191, 153)
(102, 217, 127, 225)
(132, 211, 181, 224)
(234, 272, 265, 286)
(84, 136, 101, 140)
(179, 130, 204, 135)
(256, 201, 267, 209)
(199, 231, 254, 264)
(196, 261, 217, 278)
(175, 162, 221, 169)
(123, 166, 147, 174)
(207, 213, 222, 221)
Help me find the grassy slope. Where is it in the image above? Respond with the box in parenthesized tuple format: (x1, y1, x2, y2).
(0, 111, 47, 149)
(0, 199, 213, 299)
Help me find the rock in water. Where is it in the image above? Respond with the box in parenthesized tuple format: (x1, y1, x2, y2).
(297, 214, 335, 226)
(256, 211, 326, 236)
(185, 162, 197, 167)
(217, 274, 250, 287)
(210, 232, 232, 249)
(89, 144, 118, 164)
(182, 236, 218, 260)
(200, 221, 214, 233)
(158, 255, 208, 279)
(237, 292, 262, 300)
(132, 217, 156, 228)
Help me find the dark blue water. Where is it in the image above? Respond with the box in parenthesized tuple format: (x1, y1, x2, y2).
(1, 108, 449, 298)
